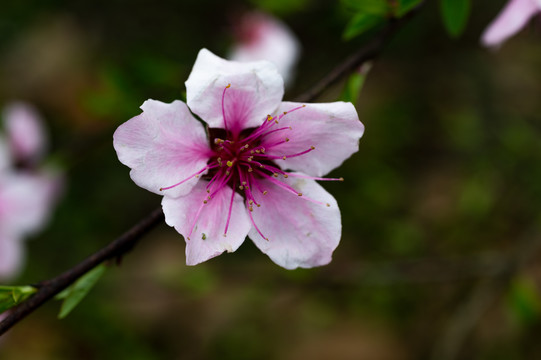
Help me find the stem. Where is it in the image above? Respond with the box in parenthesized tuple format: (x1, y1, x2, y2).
(0, 207, 164, 336)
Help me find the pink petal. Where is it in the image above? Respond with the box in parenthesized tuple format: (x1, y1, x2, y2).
(185, 48, 284, 134)
(2, 102, 47, 164)
(113, 100, 212, 198)
(229, 12, 300, 85)
(263, 101, 364, 177)
(0, 136, 10, 170)
(248, 175, 341, 269)
(0, 171, 60, 237)
(481, 0, 541, 47)
(0, 233, 23, 280)
(161, 181, 251, 266)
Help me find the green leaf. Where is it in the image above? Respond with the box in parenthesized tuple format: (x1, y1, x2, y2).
(341, 0, 390, 15)
(440, 0, 470, 37)
(343, 12, 385, 40)
(394, 0, 423, 17)
(0, 285, 37, 314)
(340, 63, 371, 103)
(56, 264, 107, 319)
(507, 275, 541, 325)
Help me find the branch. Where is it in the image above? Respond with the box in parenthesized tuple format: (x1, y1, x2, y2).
(295, 5, 423, 103)
(0, 5, 424, 336)
(0, 207, 164, 336)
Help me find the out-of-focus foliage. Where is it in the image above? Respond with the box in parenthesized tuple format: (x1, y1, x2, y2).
(440, 0, 471, 37)
(55, 264, 107, 319)
(0, 286, 36, 313)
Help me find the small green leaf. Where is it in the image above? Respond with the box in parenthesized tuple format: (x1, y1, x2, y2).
(507, 275, 541, 325)
(440, 0, 470, 37)
(341, 0, 390, 15)
(394, 0, 423, 17)
(343, 12, 385, 40)
(0, 285, 37, 314)
(340, 63, 371, 103)
(56, 264, 107, 319)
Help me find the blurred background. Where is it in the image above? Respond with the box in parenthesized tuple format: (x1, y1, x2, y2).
(1, 0, 541, 359)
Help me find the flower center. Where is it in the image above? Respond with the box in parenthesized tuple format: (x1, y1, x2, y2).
(160, 84, 343, 241)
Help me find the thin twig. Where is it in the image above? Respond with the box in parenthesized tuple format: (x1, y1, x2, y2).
(0, 207, 164, 336)
(295, 5, 423, 103)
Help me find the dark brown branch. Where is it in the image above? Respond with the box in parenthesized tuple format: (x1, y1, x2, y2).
(0, 207, 164, 336)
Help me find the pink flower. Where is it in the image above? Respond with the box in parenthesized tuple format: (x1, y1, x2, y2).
(229, 12, 300, 85)
(0, 103, 62, 281)
(2, 102, 47, 166)
(481, 0, 541, 47)
(114, 49, 364, 269)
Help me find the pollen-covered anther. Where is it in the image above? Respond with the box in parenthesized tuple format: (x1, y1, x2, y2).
(326, 203, 331, 207)
(298, 193, 302, 196)
(267, 115, 273, 121)
(273, 173, 279, 177)
(255, 150, 261, 154)
(203, 200, 208, 204)
(310, 146, 315, 150)
(282, 156, 286, 160)
(239, 185, 244, 190)
(226, 83, 231, 88)
(226, 160, 234, 167)
(248, 167, 253, 172)
(285, 138, 290, 142)
(249, 206, 254, 211)
(249, 200, 254, 205)
(339, 177, 344, 181)
(302, 104, 306, 107)
(263, 191, 268, 195)
(283, 174, 289, 178)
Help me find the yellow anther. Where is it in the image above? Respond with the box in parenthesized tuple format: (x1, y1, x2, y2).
(239, 185, 244, 190)
(283, 111, 287, 115)
(248, 168, 253, 172)
(273, 173, 278, 177)
(326, 203, 331, 207)
(298, 193, 303, 196)
(249, 200, 253, 205)
(261, 148, 265, 153)
(255, 150, 261, 154)
(302, 104, 306, 107)
(310, 146, 315, 150)
(203, 200, 208, 204)
(226, 160, 234, 167)
(284, 174, 288, 178)
(275, 120, 279, 124)
(226, 84, 231, 88)
(267, 115, 273, 121)
(257, 204, 261, 207)
(263, 191, 268, 195)
(249, 206, 253, 211)
(282, 156, 287, 160)
(339, 177, 344, 181)
(285, 138, 290, 142)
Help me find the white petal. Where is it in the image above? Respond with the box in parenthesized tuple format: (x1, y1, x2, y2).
(3, 102, 47, 164)
(481, 0, 540, 47)
(0, 233, 23, 280)
(162, 181, 251, 266)
(113, 99, 212, 198)
(185, 48, 284, 133)
(248, 175, 341, 269)
(263, 101, 364, 177)
(229, 12, 300, 85)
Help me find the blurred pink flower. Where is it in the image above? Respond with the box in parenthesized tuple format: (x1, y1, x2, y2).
(482, 0, 541, 47)
(114, 49, 364, 269)
(2, 103, 47, 166)
(230, 12, 300, 85)
(0, 103, 62, 281)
